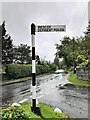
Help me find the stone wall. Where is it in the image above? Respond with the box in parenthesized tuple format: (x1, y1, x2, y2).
(76, 67, 90, 81)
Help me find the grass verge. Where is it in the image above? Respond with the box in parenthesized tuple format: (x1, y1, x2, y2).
(1, 103, 68, 119)
(68, 72, 90, 87)
(20, 103, 68, 119)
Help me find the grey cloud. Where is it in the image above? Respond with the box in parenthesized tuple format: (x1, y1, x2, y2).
(2, 2, 88, 61)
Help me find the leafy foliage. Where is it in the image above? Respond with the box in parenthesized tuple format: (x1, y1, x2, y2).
(48, 63, 57, 71)
(84, 21, 90, 36)
(5, 63, 56, 80)
(1, 106, 29, 120)
(36, 55, 41, 64)
(5, 64, 32, 79)
(1, 21, 32, 65)
(55, 36, 90, 69)
(13, 44, 31, 64)
(2, 21, 14, 65)
(0, 103, 67, 119)
(76, 55, 87, 64)
(54, 56, 59, 68)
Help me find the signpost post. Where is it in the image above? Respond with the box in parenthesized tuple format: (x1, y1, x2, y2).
(31, 23, 41, 115)
(31, 23, 66, 115)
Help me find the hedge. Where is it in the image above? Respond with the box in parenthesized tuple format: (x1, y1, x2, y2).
(5, 64, 56, 80)
(5, 64, 32, 79)
(36, 64, 50, 75)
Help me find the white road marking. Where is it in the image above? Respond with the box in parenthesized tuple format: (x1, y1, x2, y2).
(37, 95, 43, 99)
(30, 96, 32, 98)
(39, 92, 43, 94)
(18, 99, 28, 103)
(60, 76, 62, 79)
(17, 87, 56, 104)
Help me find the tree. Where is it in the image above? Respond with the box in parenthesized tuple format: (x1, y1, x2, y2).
(36, 55, 41, 64)
(84, 22, 90, 66)
(2, 21, 13, 65)
(55, 36, 88, 69)
(54, 55, 60, 68)
(13, 44, 31, 64)
(84, 21, 90, 36)
(55, 36, 75, 68)
(76, 55, 87, 64)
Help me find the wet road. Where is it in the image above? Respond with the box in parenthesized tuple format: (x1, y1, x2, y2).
(2, 73, 89, 118)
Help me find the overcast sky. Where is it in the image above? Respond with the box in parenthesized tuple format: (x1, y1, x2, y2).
(2, 1, 89, 62)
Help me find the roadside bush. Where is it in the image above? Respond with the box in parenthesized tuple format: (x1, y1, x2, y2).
(44, 64, 51, 73)
(5, 64, 32, 79)
(36, 65, 42, 75)
(1, 106, 29, 120)
(5, 63, 56, 80)
(36, 64, 51, 75)
(48, 63, 57, 71)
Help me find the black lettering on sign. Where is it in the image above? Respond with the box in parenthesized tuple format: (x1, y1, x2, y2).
(38, 26, 51, 32)
(61, 28, 64, 31)
(37, 26, 65, 32)
(54, 28, 60, 31)
(53, 28, 64, 32)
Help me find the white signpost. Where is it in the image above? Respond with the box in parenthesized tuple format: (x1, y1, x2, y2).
(36, 25, 66, 32)
(31, 23, 66, 115)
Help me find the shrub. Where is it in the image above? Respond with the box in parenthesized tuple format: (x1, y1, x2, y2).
(48, 63, 57, 71)
(36, 64, 51, 75)
(36, 65, 42, 75)
(1, 106, 29, 120)
(5, 64, 32, 79)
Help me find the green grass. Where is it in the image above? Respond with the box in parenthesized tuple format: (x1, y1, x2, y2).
(39, 103, 67, 118)
(20, 103, 68, 119)
(68, 72, 90, 87)
(1, 103, 68, 119)
(19, 103, 40, 118)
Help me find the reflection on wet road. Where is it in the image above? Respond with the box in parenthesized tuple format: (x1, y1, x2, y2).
(2, 73, 89, 118)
